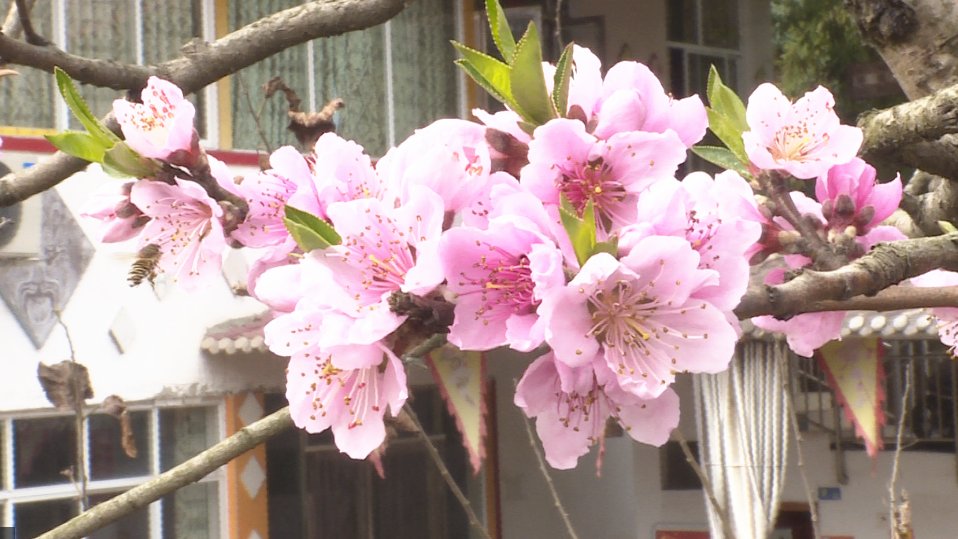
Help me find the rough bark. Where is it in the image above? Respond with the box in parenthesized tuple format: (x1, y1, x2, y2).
(735, 232, 958, 319)
(858, 82, 958, 178)
(0, 0, 409, 207)
(846, 0, 958, 99)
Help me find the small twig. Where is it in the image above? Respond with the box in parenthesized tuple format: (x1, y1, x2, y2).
(554, 0, 565, 53)
(236, 74, 274, 154)
(674, 430, 735, 539)
(401, 333, 447, 365)
(404, 403, 492, 539)
(37, 407, 293, 539)
(54, 310, 88, 511)
(783, 362, 821, 539)
(889, 363, 912, 537)
(758, 171, 846, 271)
(14, 0, 48, 45)
(519, 401, 579, 539)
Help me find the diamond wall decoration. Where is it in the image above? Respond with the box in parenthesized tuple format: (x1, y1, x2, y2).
(0, 190, 94, 347)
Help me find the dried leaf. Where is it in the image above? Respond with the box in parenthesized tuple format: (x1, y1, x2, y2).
(100, 394, 127, 417)
(119, 411, 138, 459)
(37, 361, 93, 410)
(287, 98, 343, 148)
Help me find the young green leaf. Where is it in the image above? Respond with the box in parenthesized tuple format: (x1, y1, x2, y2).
(54, 67, 121, 147)
(451, 42, 516, 107)
(558, 195, 597, 267)
(706, 109, 748, 163)
(509, 23, 557, 126)
(706, 65, 748, 133)
(283, 205, 342, 252)
(552, 43, 574, 116)
(485, 0, 517, 60)
(102, 142, 160, 178)
(44, 131, 108, 163)
(691, 145, 751, 177)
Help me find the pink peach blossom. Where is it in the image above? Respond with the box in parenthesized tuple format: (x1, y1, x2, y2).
(540, 236, 737, 399)
(743, 84, 862, 179)
(521, 118, 686, 234)
(113, 77, 195, 160)
(440, 210, 565, 352)
(285, 343, 407, 459)
(80, 180, 148, 243)
(129, 178, 225, 290)
(515, 352, 679, 469)
(816, 157, 902, 233)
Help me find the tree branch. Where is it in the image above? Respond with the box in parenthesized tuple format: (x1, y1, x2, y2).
(36, 407, 293, 539)
(735, 233, 958, 319)
(858, 82, 958, 178)
(0, 0, 410, 207)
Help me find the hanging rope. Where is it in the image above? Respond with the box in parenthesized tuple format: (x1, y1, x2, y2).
(695, 341, 792, 538)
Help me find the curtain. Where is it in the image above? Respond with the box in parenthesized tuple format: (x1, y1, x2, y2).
(230, 0, 309, 152)
(313, 27, 389, 156)
(65, 0, 136, 126)
(389, 0, 459, 143)
(0, 1, 55, 128)
(695, 341, 791, 538)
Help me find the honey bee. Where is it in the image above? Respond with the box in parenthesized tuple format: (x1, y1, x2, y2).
(128, 244, 161, 287)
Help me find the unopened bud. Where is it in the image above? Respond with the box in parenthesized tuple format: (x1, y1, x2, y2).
(834, 194, 856, 218)
(855, 205, 875, 229)
(567, 104, 588, 125)
(821, 199, 834, 220)
(484, 128, 528, 159)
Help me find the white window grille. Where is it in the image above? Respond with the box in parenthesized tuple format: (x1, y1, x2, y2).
(0, 402, 223, 538)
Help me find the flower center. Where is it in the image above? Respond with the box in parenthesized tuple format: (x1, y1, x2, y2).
(770, 124, 830, 163)
(557, 159, 626, 219)
(458, 248, 536, 323)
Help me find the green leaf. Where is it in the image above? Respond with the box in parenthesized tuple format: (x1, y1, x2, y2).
(452, 42, 517, 110)
(102, 142, 160, 178)
(691, 145, 750, 177)
(559, 196, 597, 267)
(706, 66, 748, 133)
(509, 23, 557, 126)
(593, 238, 618, 258)
(939, 221, 958, 234)
(283, 205, 341, 252)
(54, 67, 120, 147)
(552, 43, 574, 116)
(44, 131, 107, 163)
(706, 109, 748, 163)
(485, 0, 516, 60)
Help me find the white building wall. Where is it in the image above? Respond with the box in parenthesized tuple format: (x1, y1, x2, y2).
(491, 359, 958, 539)
(0, 149, 285, 413)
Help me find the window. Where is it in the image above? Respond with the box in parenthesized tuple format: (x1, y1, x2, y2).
(0, 0, 213, 138)
(229, 0, 461, 155)
(792, 339, 957, 451)
(666, 0, 741, 97)
(265, 388, 486, 539)
(1, 404, 222, 538)
(0, 0, 464, 155)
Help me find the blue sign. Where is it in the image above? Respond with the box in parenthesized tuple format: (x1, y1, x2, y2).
(818, 486, 842, 501)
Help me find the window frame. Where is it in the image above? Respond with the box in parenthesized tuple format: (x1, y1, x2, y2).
(665, 0, 743, 95)
(0, 397, 225, 537)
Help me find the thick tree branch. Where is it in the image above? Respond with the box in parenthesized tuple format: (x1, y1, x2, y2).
(0, 34, 150, 88)
(36, 407, 293, 539)
(858, 83, 958, 178)
(900, 171, 958, 236)
(0, 0, 410, 207)
(845, 0, 950, 100)
(735, 233, 958, 319)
